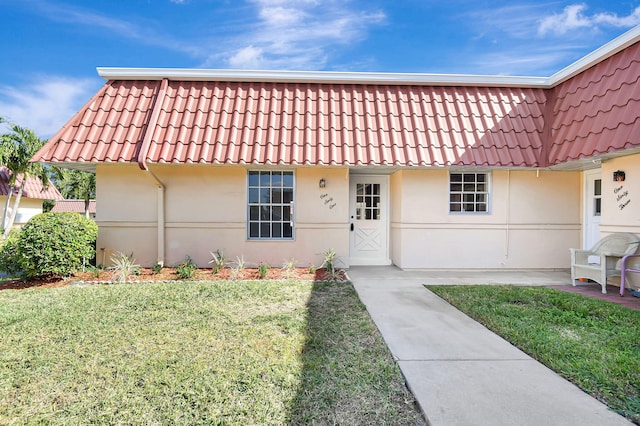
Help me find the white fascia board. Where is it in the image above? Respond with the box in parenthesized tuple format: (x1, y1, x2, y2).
(97, 67, 549, 87)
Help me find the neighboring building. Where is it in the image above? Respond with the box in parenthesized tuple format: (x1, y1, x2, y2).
(31, 26, 640, 268)
(51, 200, 97, 219)
(0, 167, 63, 229)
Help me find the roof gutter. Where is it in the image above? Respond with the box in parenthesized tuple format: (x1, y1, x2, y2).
(98, 67, 549, 88)
(137, 78, 169, 266)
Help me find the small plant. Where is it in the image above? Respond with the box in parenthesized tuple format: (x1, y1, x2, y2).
(321, 248, 342, 281)
(87, 265, 101, 278)
(281, 258, 297, 279)
(152, 262, 163, 275)
(209, 249, 226, 274)
(308, 263, 317, 274)
(176, 256, 197, 279)
(109, 252, 140, 283)
(230, 256, 245, 281)
(258, 262, 270, 279)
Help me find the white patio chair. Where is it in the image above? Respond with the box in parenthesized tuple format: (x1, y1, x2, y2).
(570, 233, 640, 294)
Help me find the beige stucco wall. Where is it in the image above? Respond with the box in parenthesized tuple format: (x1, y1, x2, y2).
(96, 163, 589, 270)
(96, 164, 349, 268)
(599, 153, 640, 236)
(390, 168, 581, 269)
(0, 197, 43, 228)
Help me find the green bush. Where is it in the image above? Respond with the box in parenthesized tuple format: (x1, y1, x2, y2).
(0, 228, 22, 275)
(16, 212, 98, 278)
(176, 256, 197, 279)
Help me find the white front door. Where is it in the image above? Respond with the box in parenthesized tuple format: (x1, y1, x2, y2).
(349, 175, 390, 265)
(584, 169, 602, 249)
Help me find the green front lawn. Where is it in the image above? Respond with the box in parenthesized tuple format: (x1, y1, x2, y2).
(427, 285, 640, 424)
(0, 281, 423, 425)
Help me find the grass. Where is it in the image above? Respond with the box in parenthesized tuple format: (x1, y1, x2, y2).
(427, 285, 640, 424)
(0, 280, 423, 425)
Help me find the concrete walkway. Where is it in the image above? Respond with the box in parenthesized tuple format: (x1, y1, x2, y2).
(348, 266, 633, 426)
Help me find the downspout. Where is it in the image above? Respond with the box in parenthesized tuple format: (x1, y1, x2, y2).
(504, 169, 511, 266)
(137, 78, 169, 266)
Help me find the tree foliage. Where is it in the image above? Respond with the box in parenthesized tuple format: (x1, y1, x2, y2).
(0, 118, 50, 235)
(54, 168, 96, 217)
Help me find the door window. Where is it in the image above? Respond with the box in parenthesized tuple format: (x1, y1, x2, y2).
(355, 183, 380, 220)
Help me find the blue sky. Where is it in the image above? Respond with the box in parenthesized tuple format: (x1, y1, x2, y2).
(1, 0, 640, 138)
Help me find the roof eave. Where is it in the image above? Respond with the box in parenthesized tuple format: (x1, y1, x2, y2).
(97, 67, 549, 88)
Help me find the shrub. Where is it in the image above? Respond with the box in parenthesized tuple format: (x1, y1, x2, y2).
(15, 212, 98, 278)
(321, 248, 342, 281)
(230, 256, 245, 281)
(109, 252, 140, 283)
(258, 262, 269, 279)
(151, 262, 163, 275)
(176, 256, 197, 279)
(208, 249, 226, 274)
(0, 228, 22, 275)
(281, 258, 297, 278)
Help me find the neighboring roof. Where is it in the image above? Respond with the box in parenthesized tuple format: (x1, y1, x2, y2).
(31, 25, 640, 171)
(51, 199, 96, 214)
(0, 167, 63, 200)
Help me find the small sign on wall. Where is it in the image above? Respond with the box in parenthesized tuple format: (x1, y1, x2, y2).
(614, 184, 631, 210)
(320, 192, 337, 210)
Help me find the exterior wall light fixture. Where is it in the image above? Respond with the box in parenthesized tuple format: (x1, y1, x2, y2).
(614, 170, 625, 182)
(319, 178, 326, 188)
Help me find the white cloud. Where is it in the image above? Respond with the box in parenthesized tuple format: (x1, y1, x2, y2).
(205, 0, 386, 70)
(594, 6, 640, 27)
(30, 0, 384, 71)
(0, 77, 99, 138)
(228, 46, 266, 69)
(538, 3, 640, 36)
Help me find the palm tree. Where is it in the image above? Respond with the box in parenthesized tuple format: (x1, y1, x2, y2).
(0, 120, 50, 237)
(54, 168, 96, 218)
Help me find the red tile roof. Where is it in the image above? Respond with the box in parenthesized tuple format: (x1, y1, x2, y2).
(0, 167, 63, 200)
(549, 41, 640, 165)
(33, 81, 547, 168)
(51, 200, 96, 214)
(30, 36, 640, 170)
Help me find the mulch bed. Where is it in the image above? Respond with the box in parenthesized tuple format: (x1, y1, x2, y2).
(0, 267, 348, 291)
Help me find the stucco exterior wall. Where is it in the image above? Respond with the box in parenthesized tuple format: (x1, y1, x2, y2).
(390, 169, 581, 269)
(96, 164, 349, 268)
(0, 197, 43, 228)
(599, 153, 640, 236)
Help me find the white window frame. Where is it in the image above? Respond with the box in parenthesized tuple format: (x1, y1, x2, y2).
(449, 171, 491, 213)
(247, 170, 295, 240)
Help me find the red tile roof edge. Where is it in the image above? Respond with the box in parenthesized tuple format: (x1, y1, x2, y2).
(0, 167, 63, 200)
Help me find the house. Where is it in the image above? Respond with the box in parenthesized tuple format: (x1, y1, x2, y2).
(31, 26, 640, 269)
(0, 167, 63, 229)
(50, 199, 96, 219)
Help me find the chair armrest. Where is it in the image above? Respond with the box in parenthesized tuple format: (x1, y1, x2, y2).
(570, 248, 592, 264)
